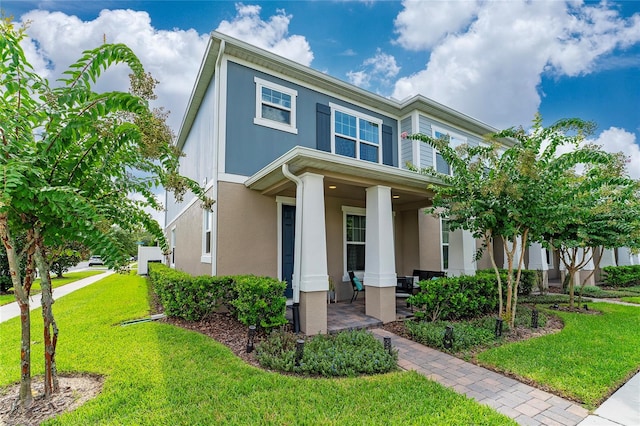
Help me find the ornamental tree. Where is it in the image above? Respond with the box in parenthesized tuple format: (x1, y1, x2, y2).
(0, 21, 212, 407)
(406, 114, 633, 326)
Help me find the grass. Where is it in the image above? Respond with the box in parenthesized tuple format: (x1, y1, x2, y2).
(476, 303, 640, 409)
(0, 270, 104, 306)
(0, 273, 515, 425)
(621, 296, 640, 304)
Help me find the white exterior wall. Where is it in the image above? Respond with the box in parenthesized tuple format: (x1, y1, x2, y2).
(137, 246, 164, 275)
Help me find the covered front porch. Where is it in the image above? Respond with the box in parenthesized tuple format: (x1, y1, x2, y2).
(245, 147, 478, 335)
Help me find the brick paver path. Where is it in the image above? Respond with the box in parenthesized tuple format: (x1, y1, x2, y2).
(371, 328, 589, 426)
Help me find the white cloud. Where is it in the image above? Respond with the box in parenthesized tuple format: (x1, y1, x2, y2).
(216, 3, 314, 66)
(589, 127, 640, 179)
(347, 49, 400, 91)
(19, 9, 209, 132)
(394, 0, 480, 50)
(392, 1, 640, 130)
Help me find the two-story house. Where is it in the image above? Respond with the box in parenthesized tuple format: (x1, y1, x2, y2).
(166, 32, 514, 335)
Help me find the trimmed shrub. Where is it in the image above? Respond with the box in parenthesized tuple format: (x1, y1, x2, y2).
(405, 320, 495, 352)
(256, 329, 397, 377)
(602, 265, 640, 287)
(477, 268, 537, 296)
(407, 274, 498, 322)
(148, 264, 286, 330)
(230, 275, 287, 329)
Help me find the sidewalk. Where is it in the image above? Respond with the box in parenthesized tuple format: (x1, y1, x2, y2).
(0, 270, 114, 323)
(372, 328, 640, 426)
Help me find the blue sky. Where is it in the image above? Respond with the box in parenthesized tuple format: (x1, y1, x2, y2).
(2, 0, 639, 178)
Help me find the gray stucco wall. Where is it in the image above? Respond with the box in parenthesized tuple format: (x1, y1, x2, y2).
(224, 61, 399, 177)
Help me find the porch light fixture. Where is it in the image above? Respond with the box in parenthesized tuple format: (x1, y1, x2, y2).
(392, 195, 400, 199)
(246, 325, 257, 353)
(383, 336, 392, 354)
(443, 325, 454, 350)
(494, 318, 503, 337)
(328, 185, 337, 189)
(295, 339, 305, 366)
(531, 309, 539, 329)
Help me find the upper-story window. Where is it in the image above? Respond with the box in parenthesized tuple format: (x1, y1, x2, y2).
(331, 103, 382, 164)
(254, 77, 298, 134)
(433, 127, 466, 175)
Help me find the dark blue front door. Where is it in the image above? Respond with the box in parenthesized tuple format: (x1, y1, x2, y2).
(282, 205, 296, 298)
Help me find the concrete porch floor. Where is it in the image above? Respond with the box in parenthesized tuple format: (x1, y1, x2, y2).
(326, 295, 414, 333)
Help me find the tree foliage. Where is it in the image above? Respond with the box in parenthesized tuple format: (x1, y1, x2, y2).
(0, 20, 212, 406)
(406, 114, 638, 323)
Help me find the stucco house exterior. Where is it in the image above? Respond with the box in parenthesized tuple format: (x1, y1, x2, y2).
(165, 32, 621, 335)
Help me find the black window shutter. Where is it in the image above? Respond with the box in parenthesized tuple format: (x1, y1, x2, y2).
(382, 124, 393, 166)
(316, 103, 331, 152)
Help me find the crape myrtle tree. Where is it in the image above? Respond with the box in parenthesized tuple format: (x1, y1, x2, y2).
(0, 21, 212, 407)
(47, 240, 90, 278)
(405, 114, 633, 326)
(542, 148, 640, 307)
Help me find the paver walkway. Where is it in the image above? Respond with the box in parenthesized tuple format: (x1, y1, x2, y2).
(371, 328, 590, 426)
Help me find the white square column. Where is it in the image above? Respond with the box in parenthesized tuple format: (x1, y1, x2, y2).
(448, 228, 476, 277)
(364, 185, 396, 323)
(295, 172, 328, 334)
(600, 248, 617, 268)
(503, 237, 523, 270)
(617, 247, 635, 266)
(528, 242, 549, 290)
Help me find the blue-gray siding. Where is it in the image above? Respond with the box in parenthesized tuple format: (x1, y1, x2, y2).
(400, 116, 412, 170)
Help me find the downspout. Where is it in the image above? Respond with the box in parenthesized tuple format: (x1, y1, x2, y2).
(281, 164, 302, 305)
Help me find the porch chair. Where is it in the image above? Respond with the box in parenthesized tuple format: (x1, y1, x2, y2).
(348, 271, 364, 303)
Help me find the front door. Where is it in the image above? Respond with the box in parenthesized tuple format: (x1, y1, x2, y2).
(282, 205, 295, 298)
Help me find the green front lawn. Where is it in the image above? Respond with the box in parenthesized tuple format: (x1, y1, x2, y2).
(621, 296, 640, 304)
(477, 303, 640, 409)
(0, 270, 103, 306)
(0, 273, 515, 425)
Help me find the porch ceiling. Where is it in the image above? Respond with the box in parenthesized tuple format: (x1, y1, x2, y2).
(245, 147, 438, 208)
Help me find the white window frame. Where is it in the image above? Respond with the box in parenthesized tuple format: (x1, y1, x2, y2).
(170, 226, 176, 268)
(342, 206, 366, 279)
(201, 209, 212, 263)
(440, 218, 450, 271)
(253, 77, 298, 134)
(330, 103, 383, 164)
(432, 126, 467, 176)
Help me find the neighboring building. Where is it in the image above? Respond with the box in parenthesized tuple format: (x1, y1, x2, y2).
(166, 32, 513, 334)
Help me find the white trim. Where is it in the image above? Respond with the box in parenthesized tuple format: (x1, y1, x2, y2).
(432, 125, 467, 176)
(170, 226, 177, 268)
(342, 205, 367, 280)
(217, 57, 228, 176)
(253, 76, 298, 134)
(200, 255, 212, 264)
(329, 102, 383, 165)
(276, 197, 297, 282)
(412, 111, 420, 168)
(218, 173, 248, 184)
(202, 208, 212, 258)
(440, 218, 449, 272)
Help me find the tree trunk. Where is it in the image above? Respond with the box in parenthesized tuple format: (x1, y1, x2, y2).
(34, 229, 59, 397)
(510, 230, 528, 327)
(486, 233, 504, 317)
(0, 215, 35, 407)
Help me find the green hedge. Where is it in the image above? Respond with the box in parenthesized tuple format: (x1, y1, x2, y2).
(407, 275, 498, 321)
(602, 265, 640, 287)
(148, 263, 286, 329)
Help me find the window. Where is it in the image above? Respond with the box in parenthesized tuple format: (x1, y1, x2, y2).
(254, 77, 298, 134)
(331, 103, 382, 164)
(203, 209, 212, 255)
(343, 206, 366, 274)
(433, 128, 466, 175)
(441, 219, 450, 270)
(170, 227, 176, 268)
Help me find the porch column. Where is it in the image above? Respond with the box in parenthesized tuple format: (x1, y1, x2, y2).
(364, 185, 396, 323)
(528, 243, 549, 290)
(448, 229, 476, 276)
(600, 248, 617, 268)
(296, 172, 328, 335)
(617, 247, 635, 266)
